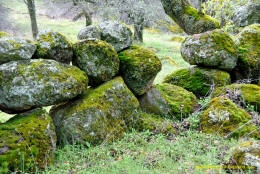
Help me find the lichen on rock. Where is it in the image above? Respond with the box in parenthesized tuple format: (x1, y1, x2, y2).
(200, 96, 260, 139)
(36, 30, 73, 64)
(0, 108, 56, 173)
(77, 25, 101, 40)
(118, 45, 162, 96)
(139, 83, 197, 120)
(0, 59, 88, 113)
(163, 67, 231, 97)
(50, 77, 140, 146)
(73, 39, 119, 86)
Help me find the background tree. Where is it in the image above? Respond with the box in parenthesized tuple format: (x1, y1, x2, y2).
(24, 0, 38, 40)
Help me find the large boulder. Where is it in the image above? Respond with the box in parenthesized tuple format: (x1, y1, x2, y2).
(50, 77, 140, 146)
(181, 29, 238, 71)
(232, 24, 260, 82)
(213, 84, 260, 112)
(139, 83, 197, 120)
(118, 46, 162, 96)
(0, 108, 56, 173)
(231, 141, 260, 173)
(73, 39, 119, 86)
(200, 96, 260, 139)
(99, 21, 133, 52)
(77, 25, 101, 40)
(161, 0, 220, 35)
(0, 37, 36, 65)
(163, 67, 231, 97)
(233, 2, 260, 27)
(36, 30, 73, 64)
(0, 59, 88, 113)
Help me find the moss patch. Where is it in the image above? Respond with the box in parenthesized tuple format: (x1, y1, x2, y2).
(0, 108, 56, 173)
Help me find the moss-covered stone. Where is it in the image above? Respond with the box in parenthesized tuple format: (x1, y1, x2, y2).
(231, 141, 260, 172)
(135, 112, 175, 135)
(50, 77, 140, 146)
(0, 59, 88, 113)
(36, 30, 73, 64)
(163, 67, 231, 97)
(73, 39, 119, 86)
(232, 24, 260, 81)
(99, 21, 133, 52)
(161, 0, 220, 34)
(0, 108, 56, 173)
(200, 96, 260, 139)
(118, 45, 162, 96)
(213, 84, 260, 112)
(0, 31, 11, 38)
(77, 25, 101, 40)
(0, 37, 36, 65)
(139, 83, 197, 120)
(181, 29, 238, 70)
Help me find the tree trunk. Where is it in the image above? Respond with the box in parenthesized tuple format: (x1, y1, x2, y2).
(82, 8, 92, 26)
(25, 0, 38, 40)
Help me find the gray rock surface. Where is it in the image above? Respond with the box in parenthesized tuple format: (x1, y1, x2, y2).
(0, 59, 88, 113)
(99, 21, 133, 52)
(77, 25, 101, 40)
(0, 37, 36, 65)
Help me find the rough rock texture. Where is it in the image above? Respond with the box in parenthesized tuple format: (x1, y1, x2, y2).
(0, 59, 88, 113)
(73, 39, 119, 86)
(232, 24, 260, 82)
(139, 83, 197, 120)
(99, 21, 133, 52)
(164, 67, 231, 97)
(233, 2, 260, 27)
(160, 0, 220, 34)
(0, 31, 11, 38)
(118, 46, 162, 95)
(36, 30, 73, 64)
(231, 141, 260, 173)
(200, 96, 260, 139)
(136, 112, 175, 135)
(0, 108, 56, 173)
(0, 37, 36, 65)
(77, 25, 101, 40)
(50, 77, 140, 146)
(181, 29, 238, 71)
(213, 84, 260, 112)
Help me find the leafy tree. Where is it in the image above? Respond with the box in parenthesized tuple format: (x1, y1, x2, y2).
(24, 0, 38, 40)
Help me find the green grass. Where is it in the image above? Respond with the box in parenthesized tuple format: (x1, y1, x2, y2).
(43, 130, 240, 174)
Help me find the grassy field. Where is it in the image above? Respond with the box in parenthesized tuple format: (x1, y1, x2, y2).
(1, 1, 257, 174)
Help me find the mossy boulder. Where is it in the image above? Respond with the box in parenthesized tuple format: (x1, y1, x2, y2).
(200, 96, 260, 139)
(0, 59, 88, 113)
(0, 108, 56, 173)
(161, 0, 220, 35)
(99, 21, 133, 52)
(213, 84, 260, 112)
(231, 141, 260, 172)
(139, 83, 197, 120)
(0, 31, 11, 38)
(36, 30, 73, 64)
(181, 29, 238, 71)
(118, 45, 162, 95)
(50, 77, 140, 146)
(73, 39, 119, 86)
(233, 2, 260, 27)
(232, 24, 260, 81)
(163, 67, 231, 97)
(0, 37, 36, 65)
(77, 25, 101, 40)
(135, 112, 175, 135)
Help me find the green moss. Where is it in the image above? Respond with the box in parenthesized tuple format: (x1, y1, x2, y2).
(0, 31, 11, 38)
(213, 84, 260, 112)
(164, 67, 230, 97)
(200, 96, 260, 139)
(118, 45, 162, 95)
(135, 112, 175, 135)
(0, 108, 56, 173)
